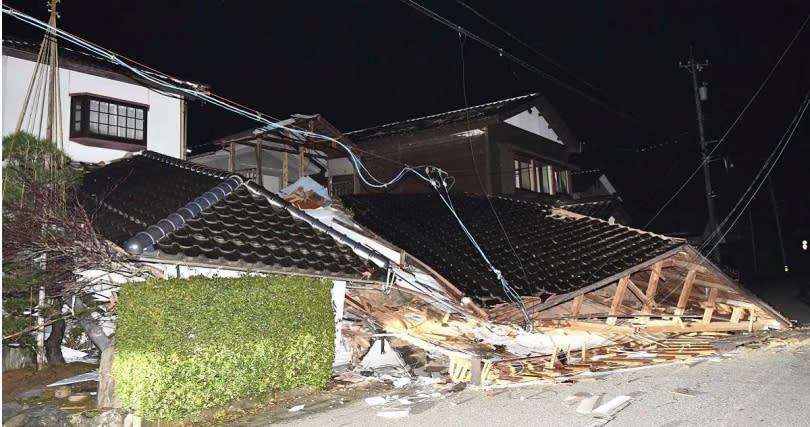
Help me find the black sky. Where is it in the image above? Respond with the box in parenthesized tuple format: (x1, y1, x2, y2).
(4, 1, 809, 244)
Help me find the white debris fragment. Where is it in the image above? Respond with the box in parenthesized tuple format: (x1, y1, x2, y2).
(288, 404, 305, 412)
(365, 396, 391, 406)
(377, 409, 410, 418)
(576, 395, 601, 414)
(591, 395, 632, 418)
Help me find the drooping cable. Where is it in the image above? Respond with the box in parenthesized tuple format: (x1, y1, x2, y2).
(643, 12, 810, 229)
(3, 5, 529, 326)
(457, 33, 533, 329)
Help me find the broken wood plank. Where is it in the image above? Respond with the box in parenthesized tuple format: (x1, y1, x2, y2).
(674, 270, 696, 316)
(702, 288, 718, 324)
(643, 262, 662, 315)
(570, 294, 584, 317)
(607, 276, 630, 325)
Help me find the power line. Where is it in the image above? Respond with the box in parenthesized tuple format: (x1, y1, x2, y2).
(3, 4, 530, 326)
(700, 89, 810, 257)
(643, 12, 810, 230)
(454, 0, 613, 103)
(399, 0, 655, 130)
(458, 33, 532, 329)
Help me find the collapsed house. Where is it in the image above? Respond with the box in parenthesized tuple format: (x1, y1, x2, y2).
(80, 151, 790, 388)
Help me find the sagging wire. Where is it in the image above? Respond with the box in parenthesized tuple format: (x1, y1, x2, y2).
(3, 5, 535, 330)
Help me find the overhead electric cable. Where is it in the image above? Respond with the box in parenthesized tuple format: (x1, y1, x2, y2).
(454, 0, 612, 101)
(399, 0, 653, 129)
(457, 33, 533, 329)
(3, 4, 527, 327)
(643, 12, 810, 229)
(700, 90, 810, 257)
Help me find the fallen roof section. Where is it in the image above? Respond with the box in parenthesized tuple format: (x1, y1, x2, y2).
(340, 193, 682, 305)
(81, 151, 382, 281)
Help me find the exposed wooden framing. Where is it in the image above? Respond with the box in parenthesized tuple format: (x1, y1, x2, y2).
(643, 262, 662, 315)
(607, 276, 630, 325)
(626, 279, 650, 307)
(298, 145, 306, 178)
(584, 293, 633, 315)
(674, 270, 696, 316)
(513, 246, 686, 322)
(535, 320, 635, 334)
(229, 141, 235, 172)
(730, 306, 744, 323)
(682, 245, 790, 327)
(570, 294, 584, 317)
(641, 321, 766, 333)
(671, 259, 709, 274)
(255, 136, 263, 187)
(702, 288, 718, 323)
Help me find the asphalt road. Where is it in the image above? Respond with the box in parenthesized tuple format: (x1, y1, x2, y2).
(256, 332, 810, 427)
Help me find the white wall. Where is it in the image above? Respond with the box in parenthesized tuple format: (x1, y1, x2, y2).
(504, 106, 564, 144)
(2, 55, 185, 163)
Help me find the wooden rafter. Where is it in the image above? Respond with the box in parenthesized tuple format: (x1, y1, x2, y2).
(674, 270, 696, 316)
(607, 276, 630, 325)
(702, 287, 718, 323)
(570, 294, 584, 317)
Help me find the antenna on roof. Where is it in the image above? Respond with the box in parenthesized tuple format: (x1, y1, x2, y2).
(14, 0, 64, 149)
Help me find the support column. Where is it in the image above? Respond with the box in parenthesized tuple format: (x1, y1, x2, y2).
(607, 276, 629, 325)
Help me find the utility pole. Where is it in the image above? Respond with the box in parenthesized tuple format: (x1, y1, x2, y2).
(680, 46, 721, 262)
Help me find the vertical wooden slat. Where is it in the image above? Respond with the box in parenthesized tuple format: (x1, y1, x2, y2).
(570, 294, 584, 317)
(642, 262, 662, 314)
(674, 270, 696, 316)
(529, 159, 536, 192)
(298, 145, 306, 179)
(730, 306, 744, 323)
(229, 141, 235, 172)
(607, 276, 630, 325)
(702, 288, 718, 323)
(255, 137, 263, 188)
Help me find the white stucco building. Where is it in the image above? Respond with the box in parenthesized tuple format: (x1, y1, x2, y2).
(2, 38, 191, 163)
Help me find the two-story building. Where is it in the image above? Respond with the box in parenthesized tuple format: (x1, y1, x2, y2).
(2, 37, 193, 163)
(345, 93, 582, 199)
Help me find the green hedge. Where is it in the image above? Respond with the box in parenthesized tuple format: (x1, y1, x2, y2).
(113, 275, 335, 420)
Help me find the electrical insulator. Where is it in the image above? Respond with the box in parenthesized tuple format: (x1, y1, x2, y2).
(699, 83, 709, 101)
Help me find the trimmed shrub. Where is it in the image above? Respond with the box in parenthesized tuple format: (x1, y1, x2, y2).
(113, 275, 335, 420)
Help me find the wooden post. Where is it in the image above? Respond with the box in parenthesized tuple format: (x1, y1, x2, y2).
(642, 262, 662, 315)
(529, 159, 536, 191)
(730, 306, 744, 323)
(674, 270, 696, 316)
(255, 137, 264, 188)
(298, 145, 306, 180)
(570, 294, 584, 317)
(701, 288, 718, 323)
(229, 141, 235, 172)
(607, 276, 629, 325)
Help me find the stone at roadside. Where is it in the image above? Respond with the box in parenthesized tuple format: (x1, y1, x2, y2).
(54, 385, 72, 399)
(4, 405, 69, 427)
(17, 387, 46, 400)
(2, 402, 27, 422)
(69, 409, 124, 427)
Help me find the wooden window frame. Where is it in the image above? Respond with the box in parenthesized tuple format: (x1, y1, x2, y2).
(70, 94, 148, 146)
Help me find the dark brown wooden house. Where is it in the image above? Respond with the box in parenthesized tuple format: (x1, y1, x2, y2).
(346, 93, 582, 197)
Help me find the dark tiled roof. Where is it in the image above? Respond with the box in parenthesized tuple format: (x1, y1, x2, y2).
(340, 193, 682, 305)
(346, 93, 539, 142)
(557, 198, 621, 221)
(81, 152, 378, 280)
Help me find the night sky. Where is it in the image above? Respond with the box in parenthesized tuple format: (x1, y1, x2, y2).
(4, 1, 809, 270)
